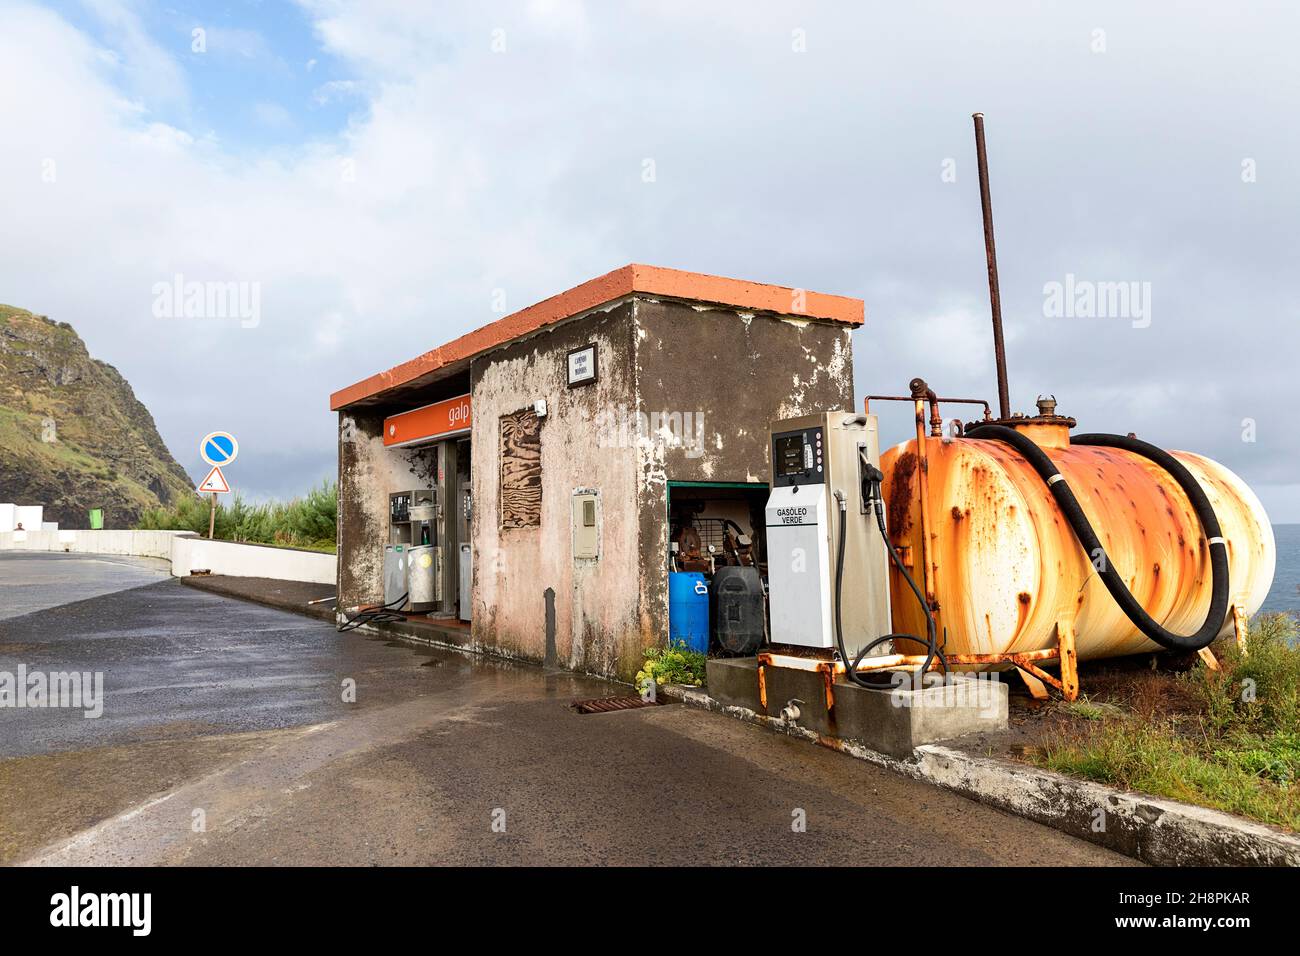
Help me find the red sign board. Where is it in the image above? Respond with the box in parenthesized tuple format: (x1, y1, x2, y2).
(383, 394, 472, 447)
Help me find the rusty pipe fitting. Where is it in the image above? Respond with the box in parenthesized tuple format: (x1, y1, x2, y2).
(910, 378, 943, 437)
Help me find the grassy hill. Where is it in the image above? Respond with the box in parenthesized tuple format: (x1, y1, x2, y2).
(0, 304, 195, 528)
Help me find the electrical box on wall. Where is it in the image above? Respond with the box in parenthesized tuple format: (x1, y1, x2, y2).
(572, 491, 599, 560)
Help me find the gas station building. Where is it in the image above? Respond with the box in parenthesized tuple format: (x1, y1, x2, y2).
(329, 264, 862, 680)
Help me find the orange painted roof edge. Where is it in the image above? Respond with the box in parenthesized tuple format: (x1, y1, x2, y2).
(329, 264, 863, 410)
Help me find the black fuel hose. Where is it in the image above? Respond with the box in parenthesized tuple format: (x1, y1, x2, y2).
(338, 591, 410, 633)
(833, 469, 943, 690)
(963, 424, 1230, 652)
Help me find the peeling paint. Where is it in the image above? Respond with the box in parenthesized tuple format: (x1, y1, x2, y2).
(338, 293, 856, 684)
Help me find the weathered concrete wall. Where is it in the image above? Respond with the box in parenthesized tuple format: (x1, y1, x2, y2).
(336, 408, 440, 608)
(631, 298, 855, 648)
(336, 295, 855, 680)
(469, 300, 643, 678)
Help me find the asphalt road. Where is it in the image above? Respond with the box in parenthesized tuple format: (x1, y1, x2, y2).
(0, 552, 170, 620)
(0, 554, 1132, 866)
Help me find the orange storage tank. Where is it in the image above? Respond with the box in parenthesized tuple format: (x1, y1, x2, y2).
(879, 416, 1275, 662)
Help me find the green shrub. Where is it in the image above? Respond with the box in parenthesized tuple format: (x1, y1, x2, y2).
(636, 640, 707, 689)
(1184, 613, 1300, 737)
(1041, 720, 1300, 831)
(1038, 614, 1300, 830)
(1212, 732, 1300, 787)
(137, 480, 337, 552)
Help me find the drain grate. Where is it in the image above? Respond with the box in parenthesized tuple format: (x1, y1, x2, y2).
(571, 695, 662, 714)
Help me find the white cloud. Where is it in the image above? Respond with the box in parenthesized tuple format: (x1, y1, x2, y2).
(311, 79, 360, 106)
(79, 0, 189, 109)
(1, 0, 1298, 521)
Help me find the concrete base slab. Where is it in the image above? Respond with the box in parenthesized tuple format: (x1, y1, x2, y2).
(706, 657, 1007, 758)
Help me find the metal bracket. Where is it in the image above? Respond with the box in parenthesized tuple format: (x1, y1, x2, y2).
(758, 621, 1086, 705)
(1014, 666, 1049, 700)
(1056, 619, 1079, 702)
(1232, 601, 1249, 656)
(819, 663, 836, 712)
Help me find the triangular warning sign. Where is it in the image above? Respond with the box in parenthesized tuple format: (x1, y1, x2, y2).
(197, 465, 230, 494)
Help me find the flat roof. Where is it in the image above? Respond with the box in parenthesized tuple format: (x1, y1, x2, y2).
(329, 263, 864, 410)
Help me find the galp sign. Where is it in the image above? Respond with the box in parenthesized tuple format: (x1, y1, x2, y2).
(383, 394, 473, 447)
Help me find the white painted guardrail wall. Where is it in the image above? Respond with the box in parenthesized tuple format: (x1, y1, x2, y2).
(0, 529, 187, 558)
(0, 530, 336, 585)
(169, 536, 335, 584)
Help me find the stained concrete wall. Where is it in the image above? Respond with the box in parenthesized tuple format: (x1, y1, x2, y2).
(335, 295, 855, 681)
(469, 300, 643, 678)
(631, 298, 855, 651)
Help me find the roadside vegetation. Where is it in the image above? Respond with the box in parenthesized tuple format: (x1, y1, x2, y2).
(636, 640, 708, 690)
(1036, 614, 1300, 831)
(136, 480, 337, 552)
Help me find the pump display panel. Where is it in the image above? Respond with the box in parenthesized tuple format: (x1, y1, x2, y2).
(771, 426, 824, 487)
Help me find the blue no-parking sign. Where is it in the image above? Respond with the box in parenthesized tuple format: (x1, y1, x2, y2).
(200, 431, 239, 468)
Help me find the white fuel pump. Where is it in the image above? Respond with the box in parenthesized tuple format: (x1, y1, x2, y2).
(764, 412, 893, 660)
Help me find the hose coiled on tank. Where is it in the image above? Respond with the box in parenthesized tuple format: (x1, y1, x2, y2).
(963, 424, 1230, 652)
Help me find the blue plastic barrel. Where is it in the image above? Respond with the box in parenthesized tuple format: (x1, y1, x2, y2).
(668, 572, 710, 654)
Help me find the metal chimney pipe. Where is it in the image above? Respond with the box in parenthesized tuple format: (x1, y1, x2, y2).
(973, 112, 1011, 420)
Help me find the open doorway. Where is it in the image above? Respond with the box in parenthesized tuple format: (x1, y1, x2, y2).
(666, 481, 769, 657)
(667, 482, 767, 575)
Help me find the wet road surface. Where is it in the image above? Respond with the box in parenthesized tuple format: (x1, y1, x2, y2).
(0, 552, 170, 620)
(0, 559, 1132, 866)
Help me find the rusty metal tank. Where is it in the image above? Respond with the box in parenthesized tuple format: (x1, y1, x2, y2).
(879, 413, 1276, 661)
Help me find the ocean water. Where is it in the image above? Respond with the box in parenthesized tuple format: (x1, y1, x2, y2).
(1262, 524, 1300, 615)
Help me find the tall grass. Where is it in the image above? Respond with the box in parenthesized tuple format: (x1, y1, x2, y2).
(136, 480, 337, 552)
(1039, 614, 1300, 830)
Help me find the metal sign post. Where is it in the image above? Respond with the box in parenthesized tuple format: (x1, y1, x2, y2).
(198, 433, 238, 540)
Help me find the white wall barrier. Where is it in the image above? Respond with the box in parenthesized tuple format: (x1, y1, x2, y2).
(0, 529, 187, 558)
(169, 536, 336, 585)
(0, 529, 336, 585)
(0, 504, 44, 533)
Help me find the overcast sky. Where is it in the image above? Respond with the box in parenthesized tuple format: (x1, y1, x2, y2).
(2, 1, 1297, 520)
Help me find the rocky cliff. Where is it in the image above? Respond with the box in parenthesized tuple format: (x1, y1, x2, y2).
(0, 304, 195, 527)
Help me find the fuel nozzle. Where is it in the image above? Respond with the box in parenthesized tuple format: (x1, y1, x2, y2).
(859, 449, 885, 514)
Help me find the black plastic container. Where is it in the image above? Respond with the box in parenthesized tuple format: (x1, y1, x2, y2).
(711, 566, 765, 655)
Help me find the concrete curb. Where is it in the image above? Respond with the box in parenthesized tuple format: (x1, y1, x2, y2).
(662, 684, 1300, 867)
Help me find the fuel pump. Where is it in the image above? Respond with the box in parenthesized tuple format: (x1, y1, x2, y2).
(763, 412, 892, 660)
